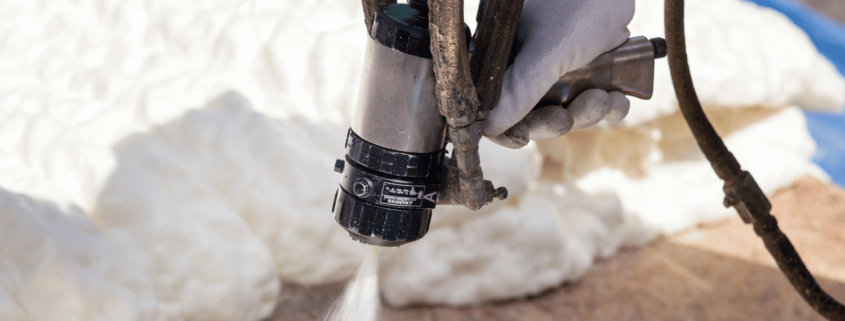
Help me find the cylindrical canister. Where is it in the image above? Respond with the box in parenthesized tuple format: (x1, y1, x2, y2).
(332, 0, 444, 247)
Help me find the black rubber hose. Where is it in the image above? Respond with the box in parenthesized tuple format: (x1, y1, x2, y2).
(664, 0, 845, 319)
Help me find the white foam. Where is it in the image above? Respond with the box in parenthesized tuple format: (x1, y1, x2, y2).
(0, 189, 163, 320)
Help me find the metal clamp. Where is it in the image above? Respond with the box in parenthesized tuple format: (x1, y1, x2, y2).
(722, 171, 772, 224)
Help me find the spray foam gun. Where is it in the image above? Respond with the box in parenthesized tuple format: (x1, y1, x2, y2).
(331, 0, 666, 247)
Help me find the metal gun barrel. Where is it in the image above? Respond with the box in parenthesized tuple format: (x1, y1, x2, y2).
(534, 36, 667, 110)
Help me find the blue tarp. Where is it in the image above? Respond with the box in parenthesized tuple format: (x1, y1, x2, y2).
(746, 0, 845, 187)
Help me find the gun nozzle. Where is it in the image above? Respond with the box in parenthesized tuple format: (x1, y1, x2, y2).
(650, 38, 668, 59)
(494, 187, 508, 200)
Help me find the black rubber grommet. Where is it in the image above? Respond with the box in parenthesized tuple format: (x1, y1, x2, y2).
(333, 187, 431, 246)
(345, 129, 443, 179)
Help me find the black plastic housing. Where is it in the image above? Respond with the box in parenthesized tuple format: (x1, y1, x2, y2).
(332, 130, 442, 247)
(370, 3, 432, 58)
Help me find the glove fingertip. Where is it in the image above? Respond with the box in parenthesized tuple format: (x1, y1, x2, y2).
(604, 91, 630, 123)
(482, 117, 510, 137)
(525, 105, 574, 141)
(569, 89, 611, 130)
(486, 120, 529, 149)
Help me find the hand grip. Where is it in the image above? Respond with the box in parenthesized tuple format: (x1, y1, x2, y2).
(533, 36, 667, 110)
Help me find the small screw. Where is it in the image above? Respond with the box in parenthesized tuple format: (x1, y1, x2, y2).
(494, 187, 508, 200)
(334, 159, 344, 173)
(353, 177, 374, 198)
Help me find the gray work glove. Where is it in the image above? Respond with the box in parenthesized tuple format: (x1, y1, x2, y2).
(483, 0, 636, 148)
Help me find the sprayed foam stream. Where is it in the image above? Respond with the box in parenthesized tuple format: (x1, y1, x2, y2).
(324, 245, 381, 321)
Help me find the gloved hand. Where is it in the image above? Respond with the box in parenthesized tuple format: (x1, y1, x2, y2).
(483, 0, 636, 148)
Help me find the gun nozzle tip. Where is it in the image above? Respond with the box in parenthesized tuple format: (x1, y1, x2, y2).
(494, 187, 508, 200)
(650, 38, 668, 59)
